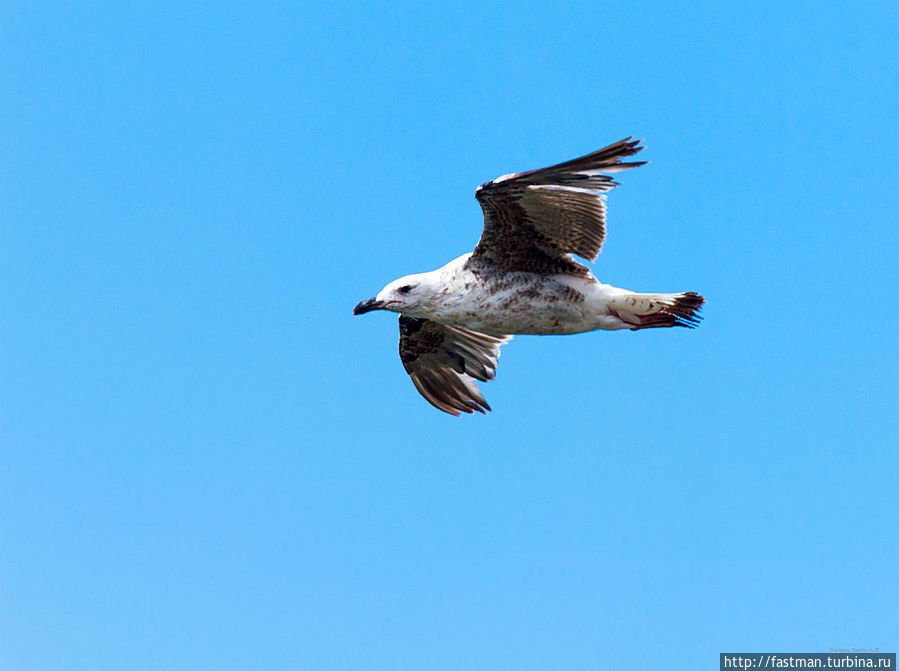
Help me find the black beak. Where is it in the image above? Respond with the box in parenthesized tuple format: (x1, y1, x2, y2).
(353, 298, 386, 315)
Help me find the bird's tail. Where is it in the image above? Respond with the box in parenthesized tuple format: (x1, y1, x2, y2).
(612, 291, 705, 329)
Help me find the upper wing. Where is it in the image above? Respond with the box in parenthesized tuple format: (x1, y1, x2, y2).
(471, 138, 646, 274)
(398, 316, 511, 416)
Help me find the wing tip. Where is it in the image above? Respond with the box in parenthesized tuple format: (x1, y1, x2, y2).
(608, 136, 647, 167)
(432, 396, 492, 417)
(408, 370, 494, 417)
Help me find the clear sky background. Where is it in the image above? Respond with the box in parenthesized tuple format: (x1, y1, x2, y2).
(2, 2, 897, 670)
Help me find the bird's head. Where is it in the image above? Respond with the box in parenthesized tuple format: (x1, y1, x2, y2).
(353, 272, 437, 317)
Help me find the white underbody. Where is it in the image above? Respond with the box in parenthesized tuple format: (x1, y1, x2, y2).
(402, 253, 674, 336)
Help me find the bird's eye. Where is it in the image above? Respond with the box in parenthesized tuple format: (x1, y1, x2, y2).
(398, 285, 412, 294)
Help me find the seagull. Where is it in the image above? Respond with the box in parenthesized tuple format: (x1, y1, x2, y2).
(353, 138, 704, 416)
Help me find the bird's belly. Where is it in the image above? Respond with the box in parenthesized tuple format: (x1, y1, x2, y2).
(455, 309, 588, 335)
(433, 276, 599, 335)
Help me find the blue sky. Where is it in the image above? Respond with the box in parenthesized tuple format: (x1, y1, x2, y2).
(2, 2, 897, 669)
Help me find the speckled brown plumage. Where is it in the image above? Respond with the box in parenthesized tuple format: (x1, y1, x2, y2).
(469, 137, 645, 276)
(398, 315, 510, 416)
(353, 137, 704, 416)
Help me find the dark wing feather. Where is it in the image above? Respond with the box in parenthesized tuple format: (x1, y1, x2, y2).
(398, 316, 511, 416)
(471, 137, 646, 275)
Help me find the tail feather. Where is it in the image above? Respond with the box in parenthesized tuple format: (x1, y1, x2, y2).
(610, 291, 705, 330)
(634, 292, 704, 329)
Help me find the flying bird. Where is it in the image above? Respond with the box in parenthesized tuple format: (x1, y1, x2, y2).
(353, 138, 704, 415)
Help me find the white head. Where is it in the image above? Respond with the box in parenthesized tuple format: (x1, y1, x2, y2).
(353, 271, 440, 318)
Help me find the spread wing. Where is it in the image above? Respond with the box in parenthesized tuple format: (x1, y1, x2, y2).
(471, 137, 646, 275)
(398, 316, 511, 416)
